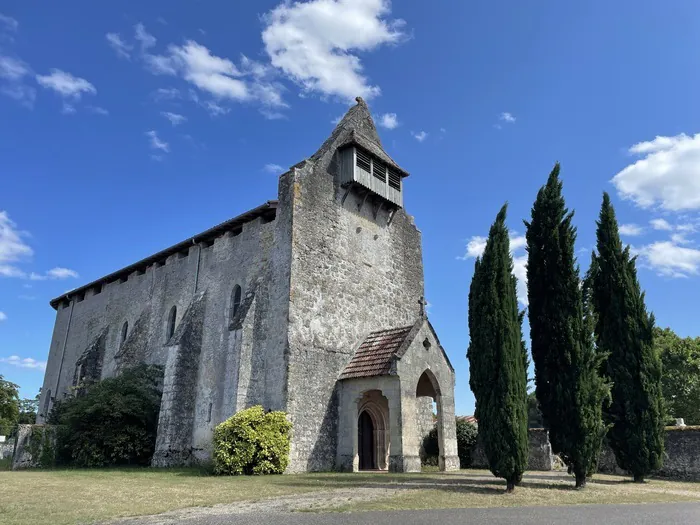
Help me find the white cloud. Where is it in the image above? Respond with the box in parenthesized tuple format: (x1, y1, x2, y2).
(0, 54, 35, 106)
(261, 0, 405, 102)
(460, 233, 528, 306)
(263, 163, 284, 173)
(28, 267, 79, 281)
(86, 105, 109, 116)
(619, 223, 644, 236)
(636, 241, 700, 278)
(146, 130, 169, 152)
(0, 55, 28, 80)
(46, 267, 79, 279)
(377, 112, 399, 129)
(500, 112, 516, 123)
(0, 13, 18, 33)
(134, 23, 156, 50)
(143, 52, 178, 75)
(153, 87, 180, 101)
(612, 133, 700, 211)
(36, 69, 96, 99)
(0, 210, 32, 278)
(0, 311, 6, 321)
(106, 32, 132, 59)
(650, 218, 673, 231)
(161, 111, 186, 126)
(0, 355, 47, 370)
(18, 294, 34, 300)
(412, 131, 428, 142)
(141, 40, 286, 115)
(168, 41, 249, 100)
(671, 233, 690, 245)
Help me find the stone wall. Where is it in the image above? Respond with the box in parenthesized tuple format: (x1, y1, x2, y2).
(472, 427, 700, 480)
(37, 207, 287, 464)
(471, 428, 553, 471)
(11, 424, 57, 470)
(284, 144, 424, 472)
(599, 427, 700, 480)
(0, 438, 15, 460)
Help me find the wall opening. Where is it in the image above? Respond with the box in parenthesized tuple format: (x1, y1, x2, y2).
(358, 411, 376, 470)
(356, 390, 389, 471)
(229, 285, 242, 322)
(121, 321, 128, 346)
(166, 306, 177, 340)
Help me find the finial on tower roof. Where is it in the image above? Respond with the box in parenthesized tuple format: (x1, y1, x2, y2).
(355, 96, 366, 105)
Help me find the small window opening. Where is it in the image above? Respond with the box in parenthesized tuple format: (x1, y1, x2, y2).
(207, 402, 213, 423)
(76, 292, 85, 303)
(423, 338, 432, 351)
(231, 227, 243, 237)
(204, 238, 215, 248)
(356, 148, 371, 173)
(372, 160, 387, 182)
(261, 211, 276, 224)
(119, 275, 128, 284)
(121, 321, 129, 346)
(388, 167, 401, 191)
(229, 285, 242, 322)
(43, 389, 52, 415)
(166, 306, 177, 340)
(93, 284, 102, 295)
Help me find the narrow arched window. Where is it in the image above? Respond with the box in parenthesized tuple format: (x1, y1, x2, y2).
(167, 306, 177, 340)
(229, 285, 242, 322)
(121, 321, 128, 346)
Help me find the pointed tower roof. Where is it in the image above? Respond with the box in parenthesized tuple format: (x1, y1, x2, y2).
(311, 97, 408, 176)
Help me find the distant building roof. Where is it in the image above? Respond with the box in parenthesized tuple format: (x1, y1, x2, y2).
(339, 325, 414, 380)
(50, 200, 278, 309)
(457, 415, 477, 425)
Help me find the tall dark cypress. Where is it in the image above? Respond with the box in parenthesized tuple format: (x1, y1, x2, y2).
(525, 165, 609, 487)
(588, 193, 664, 482)
(468, 204, 529, 492)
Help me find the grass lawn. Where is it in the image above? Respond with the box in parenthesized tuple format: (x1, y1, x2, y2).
(1, 468, 699, 525)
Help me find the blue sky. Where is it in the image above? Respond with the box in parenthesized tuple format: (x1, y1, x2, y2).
(2, 1, 700, 416)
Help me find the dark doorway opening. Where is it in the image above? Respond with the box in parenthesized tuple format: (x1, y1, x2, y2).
(358, 410, 376, 470)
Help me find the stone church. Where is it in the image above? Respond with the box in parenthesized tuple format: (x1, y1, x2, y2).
(37, 98, 459, 473)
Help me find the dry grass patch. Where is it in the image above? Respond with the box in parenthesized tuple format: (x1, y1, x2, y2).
(333, 470, 700, 512)
(1, 468, 699, 525)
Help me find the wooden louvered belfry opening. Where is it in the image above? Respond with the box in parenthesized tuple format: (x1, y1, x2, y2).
(339, 146, 404, 209)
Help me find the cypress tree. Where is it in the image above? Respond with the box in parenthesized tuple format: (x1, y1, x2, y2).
(525, 165, 609, 488)
(468, 204, 529, 492)
(588, 193, 664, 482)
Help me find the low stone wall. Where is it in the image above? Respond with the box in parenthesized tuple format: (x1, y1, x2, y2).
(11, 424, 58, 470)
(599, 427, 700, 480)
(658, 427, 700, 480)
(472, 427, 700, 480)
(470, 428, 552, 471)
(0, 438, 15, 460)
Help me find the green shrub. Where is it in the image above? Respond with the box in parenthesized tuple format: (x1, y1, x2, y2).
(213, 405, 292, 475)
(421, 418, 478, 468)
(455, 418, 478, 467)
(48, 364, 163, 467)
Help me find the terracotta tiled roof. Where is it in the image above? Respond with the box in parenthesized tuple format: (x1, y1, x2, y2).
(339, 326, 413, 380)
(457, 415, 477, 425)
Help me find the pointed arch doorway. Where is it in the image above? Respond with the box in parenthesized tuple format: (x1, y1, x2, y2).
(355, 390, 389, 471)
(358, 410, 376, 470)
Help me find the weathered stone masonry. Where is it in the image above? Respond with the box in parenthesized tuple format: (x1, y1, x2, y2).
(37, 98, 458, 472)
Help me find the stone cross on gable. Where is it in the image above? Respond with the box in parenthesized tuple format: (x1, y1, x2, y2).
(419, 296, 428, 317)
